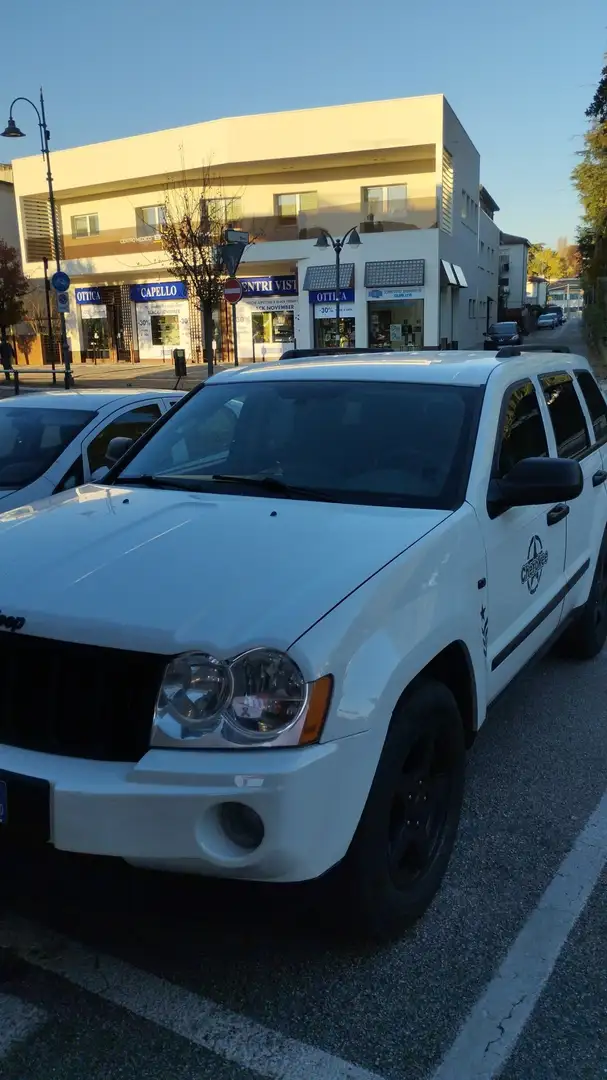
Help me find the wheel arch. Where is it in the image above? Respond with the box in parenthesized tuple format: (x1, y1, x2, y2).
(395, 640, 478, 748)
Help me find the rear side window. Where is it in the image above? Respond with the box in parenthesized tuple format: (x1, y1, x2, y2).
(575, 370, 607, 444)
(496, 381, 548, 478)
(539, 373, 590, 459)
(87, 404, 162, 473)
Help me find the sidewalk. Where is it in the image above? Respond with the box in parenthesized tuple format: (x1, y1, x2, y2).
(0, 360, 251, 397)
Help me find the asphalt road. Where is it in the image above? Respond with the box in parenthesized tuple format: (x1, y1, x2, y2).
(1, 312, 606, 1080)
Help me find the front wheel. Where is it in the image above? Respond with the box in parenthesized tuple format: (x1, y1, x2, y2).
(559, 534, 607, 660)
(324, 679, 466, 941)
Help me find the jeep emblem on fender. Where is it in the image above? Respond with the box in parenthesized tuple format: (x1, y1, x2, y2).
(521, 536, 548, 594)
(0, 610, 26, 632)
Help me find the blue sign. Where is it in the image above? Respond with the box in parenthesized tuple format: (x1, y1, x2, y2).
(130, 281, 188, 302)
(309, 288, 355, 305)
(51, 270, 70, 292)
(75, 287, 102, 305)
(239, 276, 298, 298)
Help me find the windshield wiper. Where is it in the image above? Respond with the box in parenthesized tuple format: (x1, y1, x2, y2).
(116, 474, 192, 490)
(211, 474, 337, 502)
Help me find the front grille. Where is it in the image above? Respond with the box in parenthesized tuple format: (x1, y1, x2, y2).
(0, 633, 166, 761)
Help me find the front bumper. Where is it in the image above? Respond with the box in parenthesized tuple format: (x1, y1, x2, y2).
(0, 735, 372, 883)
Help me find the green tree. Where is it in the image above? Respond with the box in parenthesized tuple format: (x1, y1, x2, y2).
(572, 53, 607, 347)
(0, 240, 28, 344)
(527, 243, 565, 280)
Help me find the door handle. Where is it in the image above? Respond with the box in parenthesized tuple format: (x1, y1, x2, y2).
(592, 470, 607, 487)
(547, 503, 570, 526)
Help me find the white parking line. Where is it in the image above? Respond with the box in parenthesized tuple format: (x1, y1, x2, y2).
(0, 992, 46, 1058)
(0, 916, 385, 1080)
(431, 787, 607, 1080)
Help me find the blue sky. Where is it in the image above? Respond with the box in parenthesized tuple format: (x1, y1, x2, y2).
(3, 0, 605, 247)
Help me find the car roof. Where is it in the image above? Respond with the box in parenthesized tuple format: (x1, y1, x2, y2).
(209, 349, 591, 389)
(0, 388, 184, 411)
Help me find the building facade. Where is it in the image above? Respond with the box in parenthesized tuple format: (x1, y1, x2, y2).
(10, 96, 500, 364)
(498, 232, 531, 313)
(0, 164, 19, 250)
(547, 277, 584, 315)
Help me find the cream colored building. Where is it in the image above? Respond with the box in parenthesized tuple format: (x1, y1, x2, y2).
(0, 165, 19, 251)
(10, 95, 500, 364)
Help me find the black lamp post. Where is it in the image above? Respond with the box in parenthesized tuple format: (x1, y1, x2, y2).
(314, 226, 360, 346)
(2, 89, 73, 388)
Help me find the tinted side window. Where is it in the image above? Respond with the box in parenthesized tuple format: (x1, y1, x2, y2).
(87, 404, 162, 473)
(575, 370, 607, 443)
(55, 455, 84, 493)
(496, 381, 548, 478)
(539, 374, 590, 459)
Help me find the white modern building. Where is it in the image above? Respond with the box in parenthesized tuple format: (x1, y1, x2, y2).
(0, 164, 19, 250)
(498, 232, 531, 313)
(9, 96, 500, 364)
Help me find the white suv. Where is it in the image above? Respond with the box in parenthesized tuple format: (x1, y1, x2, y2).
(0, 348, 606, 940)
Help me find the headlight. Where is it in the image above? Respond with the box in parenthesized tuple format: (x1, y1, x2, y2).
(151, 649, 332, 749)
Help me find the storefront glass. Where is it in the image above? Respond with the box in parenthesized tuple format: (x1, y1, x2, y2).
(151, 313, 180, 347)
(252, 309, 294, 346)
(368, 299, 424, 349)
(315, 317, 355, 349)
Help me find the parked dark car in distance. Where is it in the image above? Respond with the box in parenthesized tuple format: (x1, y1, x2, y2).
(483, 321, 522, 350)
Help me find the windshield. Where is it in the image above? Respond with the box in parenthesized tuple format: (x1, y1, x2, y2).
(116, 380, 482, 510)
(0, 407, 96, 489)
(488, 323, 517, 334)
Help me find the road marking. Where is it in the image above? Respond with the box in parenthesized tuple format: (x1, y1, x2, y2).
(432, 787, 607, 1080)
(0, 992, 46, 1058)
(0, 916, 386, 1080)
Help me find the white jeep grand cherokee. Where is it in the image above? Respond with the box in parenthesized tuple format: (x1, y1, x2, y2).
(1, 347, 606, 939)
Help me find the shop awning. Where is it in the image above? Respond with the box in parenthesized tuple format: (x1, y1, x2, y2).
(303, 263, 355, 291)
(452, 264, 468, 288)
(440, 260, 458, 286)
(364, 260, 425, 288)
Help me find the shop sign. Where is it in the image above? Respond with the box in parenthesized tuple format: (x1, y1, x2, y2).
(130, 281, 188, 302)
(75, 287, 103, 304)
(314, 303, 356, 320)
(80, 304, 107, 320)
(309, 289, 355, 305)
(239, 276, 298, 297)
(367, 287, 423, 301)
(243, 297, 297, 313)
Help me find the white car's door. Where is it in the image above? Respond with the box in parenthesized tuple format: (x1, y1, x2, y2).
(479, 378, 568, 699)
(540, 370, 607, 618)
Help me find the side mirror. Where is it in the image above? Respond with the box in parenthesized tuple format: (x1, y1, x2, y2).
(105, 436, 133, 467)
(488, 456, 583, 515)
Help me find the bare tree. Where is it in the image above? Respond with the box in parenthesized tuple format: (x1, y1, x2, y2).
(23, 281, 61, 364)
(162, 166, 245, 377)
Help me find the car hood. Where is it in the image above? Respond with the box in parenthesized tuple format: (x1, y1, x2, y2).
(0, 485, 450, 656)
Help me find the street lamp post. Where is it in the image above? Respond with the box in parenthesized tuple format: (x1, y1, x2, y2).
(2, 89, 73, 388)
(314, 226, 361, 347)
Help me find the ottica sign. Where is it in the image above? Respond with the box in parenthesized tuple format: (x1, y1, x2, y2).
(75, 288, 102, 304)
(308, 288, 355, 305)
(239, 276, 298, 297)
(130, 282, 188, 302)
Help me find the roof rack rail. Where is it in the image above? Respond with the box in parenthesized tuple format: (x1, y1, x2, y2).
(280, 347, 393, 361)
(495, 345, 571, 359)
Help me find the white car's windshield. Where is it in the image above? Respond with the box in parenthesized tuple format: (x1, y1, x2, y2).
(0, 407, 96, 489)
(116, 380, 482, 510)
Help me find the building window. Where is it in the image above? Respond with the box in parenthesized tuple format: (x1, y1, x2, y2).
(468, 299, 476, 318)
(275, 191, 318, 224)
(441, 149, 454, 234)
(206, 197, 243, 224)
(480, 241, 485, 253)
(136, 205, 166, 238)
(71, 213, 99, 238)
(461, 190, 467, 219)
(362, 184, 407, 219)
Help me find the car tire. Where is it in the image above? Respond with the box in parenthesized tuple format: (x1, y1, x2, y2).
(559, 532, 607, 660)
(322, 678, 466, 941)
